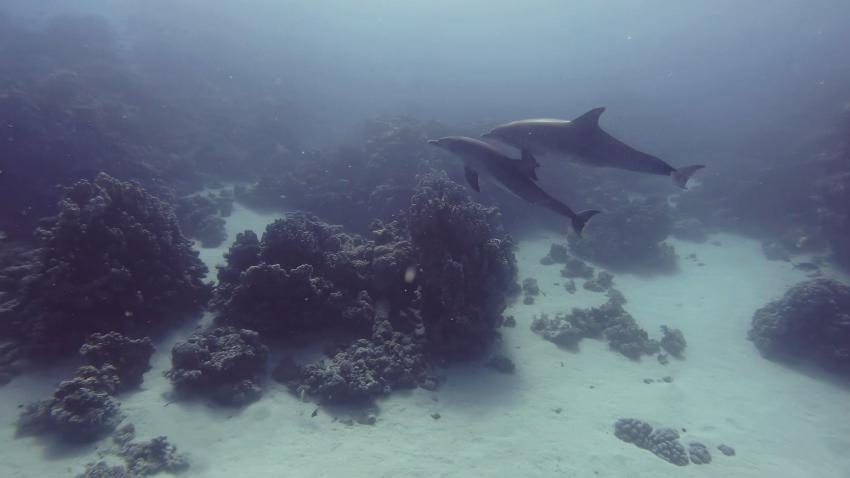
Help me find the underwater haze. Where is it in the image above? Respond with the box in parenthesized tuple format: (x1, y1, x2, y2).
(2, 1, 850, 477)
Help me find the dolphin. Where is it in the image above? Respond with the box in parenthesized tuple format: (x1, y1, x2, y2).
(428, 136, 600, 235)
(483, 107, 705, 189)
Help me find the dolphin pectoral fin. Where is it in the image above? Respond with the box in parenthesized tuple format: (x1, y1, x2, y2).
(571, 209, 601, 237)
(520, 150, 540, 181)
(464, 166, 481, 192)
(573, 107, 606, 129)
(671, 164, 705, 189)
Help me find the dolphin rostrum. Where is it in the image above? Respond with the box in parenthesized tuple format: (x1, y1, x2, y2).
(428, 136, 600, 235)
(484, 107, 705, 189)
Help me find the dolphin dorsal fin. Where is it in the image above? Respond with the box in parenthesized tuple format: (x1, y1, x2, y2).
(573, 107, 606, 129)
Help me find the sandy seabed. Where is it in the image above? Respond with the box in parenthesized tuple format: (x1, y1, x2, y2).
(3, 204, 850, 478)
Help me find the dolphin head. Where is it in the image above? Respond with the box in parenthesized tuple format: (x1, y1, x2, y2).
(427, 136, 463, 153)
(428, 136, 493, 160)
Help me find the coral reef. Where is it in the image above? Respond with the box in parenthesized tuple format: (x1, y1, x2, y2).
(215, 175, 516, 406)
(659, 326, 687, 359)
(17, 365, 124, 442)
(79, 332, 155, 392)
(76, 424, 188, 477)
(531, 298, 659, 360)
(583, 270, 614, 292)
(119, 436, 189, 476)
(688, 442, 712, 464)
(485, 354, 516, 374)
(645, 428, 690, 466)
(569, 197, 677, 272)
(717, 444, 736, 456)
(77, 463, 130, 478)
(540, 243, 569, 265)
(296, 319, 428, 404)
(167, 326, 268, 406)
(749, 279, 850, 373)
(613, 419, 689, 466)
(560, 257, 595, 279)
(409, 173, 518, 359)
(174, 191, 233, 248)
(522, 278, 539, 304)
(214, 213, 408, 338)
(522, 278, 540, 296)
(4, 173, 209, 356)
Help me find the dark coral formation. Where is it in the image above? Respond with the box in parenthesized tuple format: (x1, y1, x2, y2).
(119, 435, 190, 476)
(560, 257, 595, 279)
(613, 419, 688, 466)
(213, 174, 516, 405)
(214, 213, 403, 338)
(167, 326, 269, 406)
(688, 442, 712, 464)
(409, 173, 518, 359)
(175, 190, 233, 248)
(16, 330, 159, 442)
(583, 270, 614, 292)
(659, 325, 687, 359)
(749, 279, 850, 373)
(614, 418, 653, 445)
(485, 354, 516, 374)
(522, 277, 540, 304)
(717, 444, 736, 456)
(645, 428, 690, 466)
(531, 298, 659, 360)
(77, 462, 130, 478)
(79, 332, 155, 392)
(540, 243, 569, 265)
(3, 173, 209, 356)
(522, 278, 540, 296)
(569, 197, 677, 272)
(77, 424, 189, 478)
(17, 365, 125, 442)
(296, 318, 428, 404)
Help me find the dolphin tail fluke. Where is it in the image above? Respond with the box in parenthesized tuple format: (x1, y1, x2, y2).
(671, 165, 705, 189)
(571, 209, 601, 237)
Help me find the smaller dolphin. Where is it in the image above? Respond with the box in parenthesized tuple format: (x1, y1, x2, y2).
(484, 107, 705, 189)
(428, 136, 600, 235)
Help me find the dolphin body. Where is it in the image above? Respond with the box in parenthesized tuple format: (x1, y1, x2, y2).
(484, 107, 705, 189)
(428, 136, 600, 235)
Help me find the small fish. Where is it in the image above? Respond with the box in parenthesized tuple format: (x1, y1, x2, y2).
(311, 407, 319, 417)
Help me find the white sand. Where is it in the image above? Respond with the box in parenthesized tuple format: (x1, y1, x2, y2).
(3, 207, 850, 478)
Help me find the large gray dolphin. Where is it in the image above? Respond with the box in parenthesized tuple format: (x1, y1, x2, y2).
(428, 136, 600, 235)
(484, 107, 705, 189)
